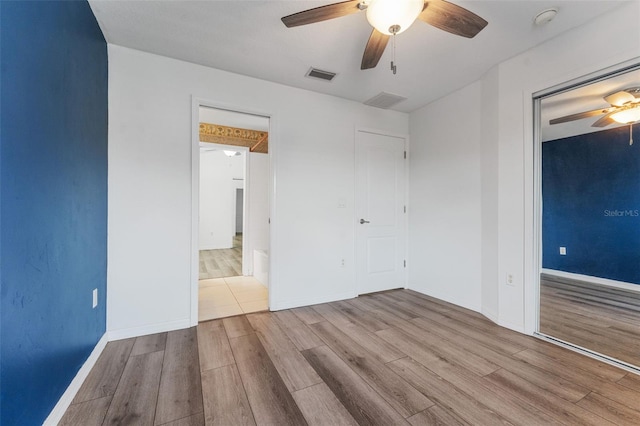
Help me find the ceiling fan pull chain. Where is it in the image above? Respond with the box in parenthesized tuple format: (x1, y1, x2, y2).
(630, 124, 634, 146)
(390, 32, 397, 75)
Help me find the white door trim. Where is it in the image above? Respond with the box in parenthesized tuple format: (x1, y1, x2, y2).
(190, 98, 276, 326)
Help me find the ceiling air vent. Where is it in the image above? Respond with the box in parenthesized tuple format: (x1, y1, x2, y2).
(364, 92, 407, 109)
(305, 67, 337, 82)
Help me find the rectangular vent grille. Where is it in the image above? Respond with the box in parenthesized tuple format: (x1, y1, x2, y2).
(306, 67, 337, 82)
(363, 92, 407, 109)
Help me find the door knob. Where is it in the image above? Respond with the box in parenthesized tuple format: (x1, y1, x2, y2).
(360, 218, 370, 224)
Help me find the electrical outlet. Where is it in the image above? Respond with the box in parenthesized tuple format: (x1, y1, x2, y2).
(93, 289, 98, 308)
(559, 247, 566, 255)
(341, 258, 345, 268)
(506, 274, 514, 286)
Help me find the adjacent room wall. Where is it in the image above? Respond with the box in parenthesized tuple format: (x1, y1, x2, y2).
(199, 150, 244, 250)
(542, 124, 640, 285)
(0, 1, 108, 424)
(247, 152, 270, 273)
(107, 45, 408, 336)
(408, 81, 483, 312)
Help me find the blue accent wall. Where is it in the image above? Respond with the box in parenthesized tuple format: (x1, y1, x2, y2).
(1, 1, 108, 424)
(542, 123, 640, 285)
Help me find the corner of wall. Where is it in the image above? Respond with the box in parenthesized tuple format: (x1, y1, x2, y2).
(42, 334, 109, 426)
(107, 318, 191, 342)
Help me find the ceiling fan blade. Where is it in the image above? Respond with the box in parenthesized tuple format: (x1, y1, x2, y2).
(281, 0, 361, 28)
(361, 29, 390, 70)
(592, 112, 616, 128)
(549, 107, 615, 125)
(419, 0, 488, 38)
(604, 90, 636, 107)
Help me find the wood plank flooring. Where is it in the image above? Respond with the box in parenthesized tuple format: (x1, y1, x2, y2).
(540, 273, 640, 368)
(199, 235, 242, 279)
(61, 289, 640, 425)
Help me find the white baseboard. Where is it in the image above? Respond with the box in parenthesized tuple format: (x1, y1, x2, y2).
(497, 317, 525, 334)
(43, 333, 109, 426)
(542, 268, 640, 293)
(270, 290, 358, 311)
(107, 318, 192, 341)
(405, 285, 481, 314)
(45, 318, 200, 424)
(481, 307, 498, 324)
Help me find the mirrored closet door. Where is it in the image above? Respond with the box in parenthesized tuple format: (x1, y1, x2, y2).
(537, 65, 640, 369)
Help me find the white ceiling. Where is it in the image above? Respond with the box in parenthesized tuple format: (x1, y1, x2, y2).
(89, 0, 631, 115)
(200, 106, 270, 131)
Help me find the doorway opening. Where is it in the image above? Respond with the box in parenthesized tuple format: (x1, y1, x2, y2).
(195, 105, 271, 322)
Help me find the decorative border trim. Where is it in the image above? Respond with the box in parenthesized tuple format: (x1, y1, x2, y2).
(199, 122, 268, 153)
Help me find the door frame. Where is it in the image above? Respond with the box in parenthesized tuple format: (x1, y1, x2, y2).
(190, 98, 276, 326)
(354, 127, 410, 295)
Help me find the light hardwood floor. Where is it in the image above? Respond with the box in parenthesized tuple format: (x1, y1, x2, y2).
(61, 289, 640, 425)
(199, 235, 243, 280)
(540, 273, 640, 368)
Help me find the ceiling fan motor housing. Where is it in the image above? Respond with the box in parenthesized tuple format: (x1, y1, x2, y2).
(365, 0, 424, 35)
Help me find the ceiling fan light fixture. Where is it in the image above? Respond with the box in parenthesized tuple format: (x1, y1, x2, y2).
(610, 106, 640, 124)
(366, 0, 423, 35)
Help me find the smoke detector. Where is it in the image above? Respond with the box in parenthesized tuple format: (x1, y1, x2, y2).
(534, 8, 558, 26)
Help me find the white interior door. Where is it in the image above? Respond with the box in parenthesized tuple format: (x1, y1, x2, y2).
(356, 130, 406, 294)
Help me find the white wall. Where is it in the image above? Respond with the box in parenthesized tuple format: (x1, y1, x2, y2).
(199, 150, 243, 250)
(107, 45, 408, 336)
(408, 81, 483, 312)
(493, 1, 639, 333)
(247, 152, 269, 272)
(480, 66, 500, 322)
(407, 2, 639, 333)
(107, 2, 638, 338)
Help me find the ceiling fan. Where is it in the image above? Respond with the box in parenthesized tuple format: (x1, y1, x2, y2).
(549, 87, 640, 145)
(281, 0, 488, 71)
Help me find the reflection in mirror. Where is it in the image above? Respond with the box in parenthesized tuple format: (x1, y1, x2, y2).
(538, 66, 640, 369)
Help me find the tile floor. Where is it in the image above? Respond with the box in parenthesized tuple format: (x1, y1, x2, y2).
(198, 275, 268, 322)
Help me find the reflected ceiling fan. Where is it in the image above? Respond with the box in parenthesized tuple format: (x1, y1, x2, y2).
(281, 0, 487, 72)
(549, 87, 640, 145)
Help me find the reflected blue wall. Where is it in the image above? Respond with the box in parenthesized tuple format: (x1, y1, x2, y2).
(542, 123, 640, 284)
